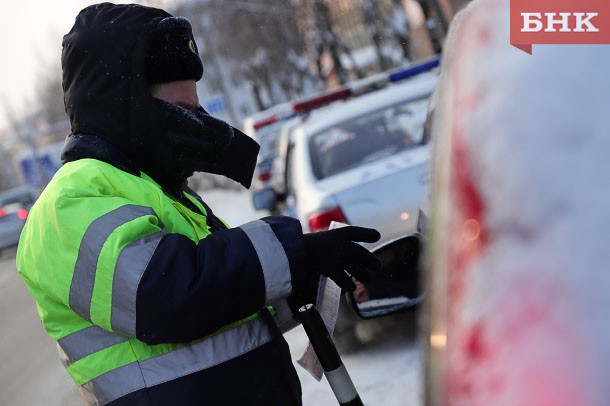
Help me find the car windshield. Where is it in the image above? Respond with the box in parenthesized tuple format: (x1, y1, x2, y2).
(309, 96, 430, 180)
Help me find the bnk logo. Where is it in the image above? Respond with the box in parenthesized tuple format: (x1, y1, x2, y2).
(521, 13, 599, 32)
(510, 0, 610, 54)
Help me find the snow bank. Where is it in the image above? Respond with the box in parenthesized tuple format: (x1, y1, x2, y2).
(197, 188, 263, 226)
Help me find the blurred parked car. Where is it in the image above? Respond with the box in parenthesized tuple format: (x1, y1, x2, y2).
(267, 116, 305, 214)
(0, 185, 38, 253)
(243, 103, 293, 215)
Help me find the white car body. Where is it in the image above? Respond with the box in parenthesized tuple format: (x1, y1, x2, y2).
(284, 73, 437, 251)
(242, 102, 293, 212)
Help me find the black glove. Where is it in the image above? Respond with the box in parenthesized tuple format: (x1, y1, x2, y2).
(300, 226, 382, 292)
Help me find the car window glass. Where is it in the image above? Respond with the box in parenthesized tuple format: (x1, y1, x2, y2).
(309, 96, 430, 180)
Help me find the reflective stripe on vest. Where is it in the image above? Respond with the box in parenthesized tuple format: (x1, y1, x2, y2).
(69, 204, 165, 335)
(58, 325, 130, 365)
(111, 229, 165, 335)
(240, 220, 292, 303)
(59, 316, 273, 405)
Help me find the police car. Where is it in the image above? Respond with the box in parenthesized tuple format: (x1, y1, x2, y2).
(283, 74, 435, 242)
(250, 59, 439, 346)
(249, 57, 440, 225)
(282, 67, 438, 345)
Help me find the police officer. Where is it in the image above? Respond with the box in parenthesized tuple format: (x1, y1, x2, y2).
(16, 3, 380, 405)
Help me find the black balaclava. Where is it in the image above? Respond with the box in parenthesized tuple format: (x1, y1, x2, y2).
(61, 2, 259, 194)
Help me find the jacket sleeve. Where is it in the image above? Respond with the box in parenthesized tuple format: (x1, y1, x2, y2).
(134, 215, 307, 345)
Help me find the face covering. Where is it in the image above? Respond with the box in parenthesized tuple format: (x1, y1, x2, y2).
(153, 98, 260, 189)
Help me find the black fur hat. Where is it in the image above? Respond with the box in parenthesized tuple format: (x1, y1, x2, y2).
(145, 17, 204, 84)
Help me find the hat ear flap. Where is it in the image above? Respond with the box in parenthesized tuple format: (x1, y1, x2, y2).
(145, 16, 204, 84)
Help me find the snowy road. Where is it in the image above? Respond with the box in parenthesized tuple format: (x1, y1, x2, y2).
(0, 188, 422, 405)
(287, 320, 422, 405)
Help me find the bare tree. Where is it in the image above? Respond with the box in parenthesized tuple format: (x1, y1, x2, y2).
(310, 0, 350, 85)
(35, 59, 67, 134)
(175, 0, 321, 110)
(0, 143, 21, 190)
(391, 0, 412, 60)
(360, 0, 392, 70)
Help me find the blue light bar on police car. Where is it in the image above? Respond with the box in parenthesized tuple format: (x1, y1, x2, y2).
(388, 55, 441, 83)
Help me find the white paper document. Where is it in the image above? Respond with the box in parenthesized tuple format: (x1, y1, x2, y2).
(297, 221, 347, 381)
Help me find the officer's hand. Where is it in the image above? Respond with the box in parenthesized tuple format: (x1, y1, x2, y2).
(301, 226, 381, 292)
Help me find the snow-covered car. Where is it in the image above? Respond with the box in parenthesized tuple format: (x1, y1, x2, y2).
(423, 0, 610, 403)
(0, 185, 38, 253)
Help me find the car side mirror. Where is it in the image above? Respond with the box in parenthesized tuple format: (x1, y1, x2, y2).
(347, 235, 423, 319)
(252, 187, 277, 211)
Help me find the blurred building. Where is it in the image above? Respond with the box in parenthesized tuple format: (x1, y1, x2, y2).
(0, 118, 68, 192)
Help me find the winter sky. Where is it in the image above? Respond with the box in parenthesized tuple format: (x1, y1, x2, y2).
(0, 0, 176, 132)
(1, 0, 89, 130)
